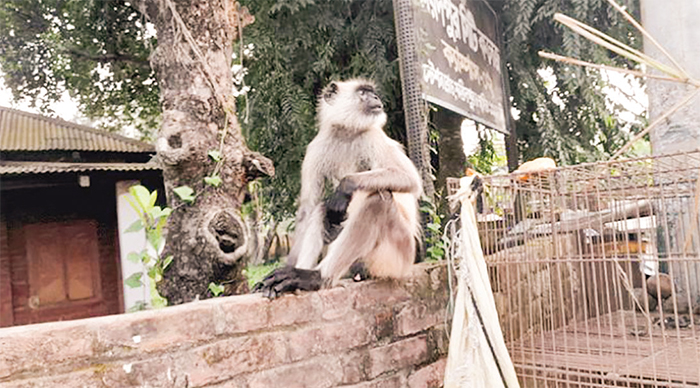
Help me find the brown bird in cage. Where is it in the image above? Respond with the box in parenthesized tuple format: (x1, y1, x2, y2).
(646, 273, 673, 301)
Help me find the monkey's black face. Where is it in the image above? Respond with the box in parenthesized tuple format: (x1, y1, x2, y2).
(318, 79, 387, 132)
(357, 85, 383, 115)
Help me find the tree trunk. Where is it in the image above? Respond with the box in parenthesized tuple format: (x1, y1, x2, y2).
(142, 0, 273, 304)
(258, 219, 279, 264)
(434, 108, 466, 193)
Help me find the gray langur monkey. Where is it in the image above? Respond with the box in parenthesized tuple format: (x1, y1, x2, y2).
(255, 79, 423, 297)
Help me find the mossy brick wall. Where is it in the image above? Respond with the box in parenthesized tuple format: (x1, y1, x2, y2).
(0, 263, 450, 387)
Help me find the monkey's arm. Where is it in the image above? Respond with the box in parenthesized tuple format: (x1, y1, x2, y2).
(349, 141, 421, 195)
(327, 144, 421, 214)
(285, 143, 327, 269)
(348, 167, 420, 193)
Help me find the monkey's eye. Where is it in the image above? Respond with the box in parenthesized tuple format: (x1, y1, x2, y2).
(358, 90, 366, 96)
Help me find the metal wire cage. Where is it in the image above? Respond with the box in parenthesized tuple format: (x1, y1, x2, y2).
(474, 152, 700, 387)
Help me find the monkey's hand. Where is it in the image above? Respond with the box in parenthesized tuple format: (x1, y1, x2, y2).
(326, 177, 358, 214)
(252, 266, 323, 299)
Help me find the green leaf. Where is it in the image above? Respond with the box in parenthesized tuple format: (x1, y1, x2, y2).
(141, 254, 152, 265)
(155, 207, 172, 234)
(129, 185, 153, 212)
(426, 245, 445, 260)
(604, 114, 615, 128)
(147, 231, 163, 252)
(427, 222, 442, 234)
(204, 175, 222, 187)
(173, 186, 195, 203)
(162, 255, 174, 270)
(149, 280, 168, 308)
(127, 252, 141, 263)
(149, 190, 158, 209)
(160, 207, 172, 218)
(149, 206, 166, 220)
(208, 150, 223, 162)
(151, 293, 167, 308)
(125, 219, 144, 233)
(124, 272, 143, 288)
(147, 265, 160, 281)
(208, 282, 225, 297)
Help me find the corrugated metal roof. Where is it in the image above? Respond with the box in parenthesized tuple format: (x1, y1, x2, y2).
(0, 161, 161, 175)
(0, 106, 154, 152)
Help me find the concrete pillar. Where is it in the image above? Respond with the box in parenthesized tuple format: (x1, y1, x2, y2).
(641, 0, 700, 311)
(640, 0, 700, 154)
(116, 180, 152, 311)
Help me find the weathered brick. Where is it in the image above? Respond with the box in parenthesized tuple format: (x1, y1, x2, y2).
(89, 332, 289, 388)
(406, 263, 448, 296)
(338, 350, 368, 385)
(426, 325, 450, 359)
(368, 335, 429, 378)
(352, 280, 411, 311)
(99, 356, 180, 387)
(0, 321, 95, 378)
(0, 263, 450, 388)
(196, 376, 248, 388)
(187, 332, 288, 386)
(0, 368, 105, 388)
(318, 286, 355, 321)
(247, 356, 344, 388)
(339, 374, 404, 388)
(395, 303, 442, 336)
(286, 317, 373, 362)
(407, 358, 447, 388)
(216, 293, 271, 334)
(93, 301, 218, 356)
(268, 291, 319, 327)
(373, 308, 395, 342)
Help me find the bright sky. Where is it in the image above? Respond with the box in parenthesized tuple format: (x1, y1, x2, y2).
(1, 67, 647, 154)
(0, 75, 81, 123)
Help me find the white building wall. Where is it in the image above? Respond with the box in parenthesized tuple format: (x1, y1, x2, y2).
(115, 180, 151, 311)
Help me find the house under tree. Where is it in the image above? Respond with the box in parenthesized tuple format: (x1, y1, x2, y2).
(0, 106, 163, 327)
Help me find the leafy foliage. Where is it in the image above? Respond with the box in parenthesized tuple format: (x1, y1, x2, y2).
(0, 0, 647, 216)
(124, 184, 171, 309)
(495, 0, 645, 165)
(420, 197, 447, 261)
(207, 282, 225, 297)
(238, 0, 404, 220)
(243, 261, 284, 290)
(0, 0, 159, 137)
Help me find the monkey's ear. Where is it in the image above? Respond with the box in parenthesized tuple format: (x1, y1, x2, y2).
(322, 82, 339, 103)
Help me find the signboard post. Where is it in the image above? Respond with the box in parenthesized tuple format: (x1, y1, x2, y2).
(393, 0, 436, 197)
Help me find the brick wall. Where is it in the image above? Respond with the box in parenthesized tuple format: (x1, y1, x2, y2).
(0, 262, 450, 387)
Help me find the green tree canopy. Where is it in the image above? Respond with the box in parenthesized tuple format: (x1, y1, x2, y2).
(0, 0, 160, 136)
(496, 0, 645, 164)
(0, 0, 645, 218)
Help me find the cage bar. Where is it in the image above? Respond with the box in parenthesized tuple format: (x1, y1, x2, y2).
(473, 151, 700, 387)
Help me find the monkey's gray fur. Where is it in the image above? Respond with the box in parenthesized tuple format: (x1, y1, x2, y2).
(256, 79, 423, 297)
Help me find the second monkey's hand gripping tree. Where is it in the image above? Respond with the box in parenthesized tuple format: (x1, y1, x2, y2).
(141, 0, 273, 304)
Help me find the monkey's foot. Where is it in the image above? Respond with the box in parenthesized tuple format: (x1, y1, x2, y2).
(349, 262, 369, 282)
(253, 266, 323, 299)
